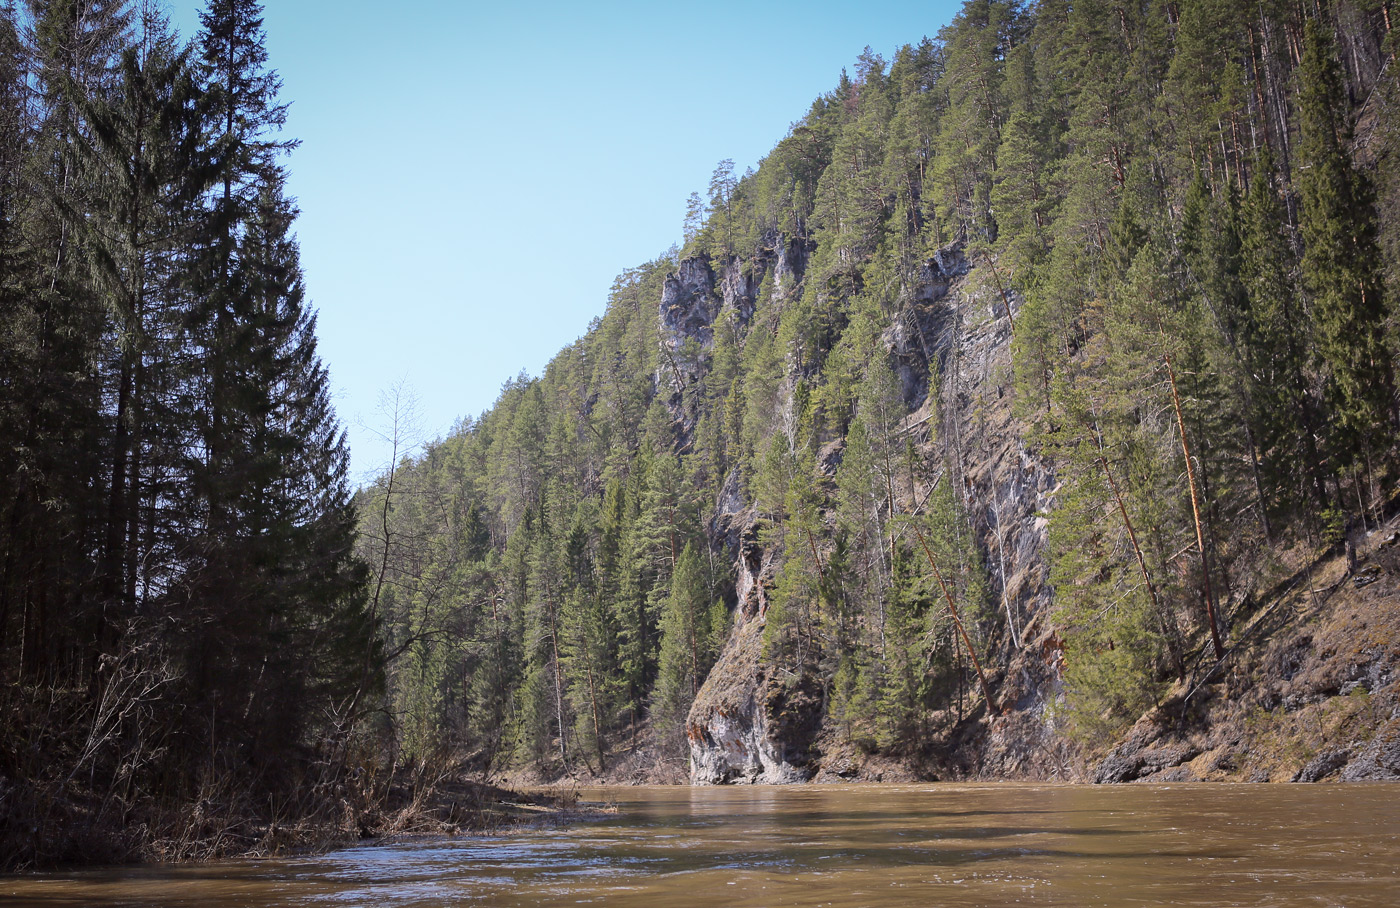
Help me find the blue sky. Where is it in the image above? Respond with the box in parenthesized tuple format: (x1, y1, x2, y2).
(165, 0, 962, 480)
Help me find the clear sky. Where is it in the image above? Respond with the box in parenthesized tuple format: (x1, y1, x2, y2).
(163, 0, 962, 481)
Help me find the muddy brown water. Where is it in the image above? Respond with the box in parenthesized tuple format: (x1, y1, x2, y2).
(5, 783, 1399, 907)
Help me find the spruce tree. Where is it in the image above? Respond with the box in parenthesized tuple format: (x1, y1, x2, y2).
(189, 0, 292, 553)
(236, 172, 371, 753)
(1297, 19, 1395, 452)
(653, 544, 714, 742)
(1239, 148, 1325, 511)
(69, 5, 203, 650)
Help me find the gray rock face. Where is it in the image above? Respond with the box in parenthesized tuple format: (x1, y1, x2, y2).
(687, 618, 813, 784)
(709, 469, 773, 622)
(1093, 728, 1201, 783)
(882, 252, 962, 410)
(659, 238, 803, 447)
(688, 694, 810, 785)
(660, 257, 718, 355)
(773, 235, 809, 303)
(718, 259, 758, 325)
(688, 240, 1064, 785)
(685, 234, 819, 785)
(1293, 748, 1352, 782)
(1340, 714, 1400, 780)
(657, 256, 721, 446)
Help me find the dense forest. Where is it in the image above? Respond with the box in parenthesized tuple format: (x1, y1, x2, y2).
(2, 0, 1398, 871)
(357, 0, 1398, 780)
(0, 0, 377, 866)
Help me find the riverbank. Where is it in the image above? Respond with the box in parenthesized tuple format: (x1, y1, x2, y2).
(8, 520, 1396, 872)
(1085, 520, 1400, 784)
(509, 515, 1400, 789)
(0, 768, 600, 872)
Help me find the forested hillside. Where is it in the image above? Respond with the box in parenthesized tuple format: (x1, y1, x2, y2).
(0, 1, 376, 866)
(361, 0, 1400, 782)
(4, 0, 1398, 869)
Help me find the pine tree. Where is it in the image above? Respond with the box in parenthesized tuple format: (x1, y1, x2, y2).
(1164, 0, 1250, 184)
(932, 0, 1022, 242)
(989, 41, 1052, 283)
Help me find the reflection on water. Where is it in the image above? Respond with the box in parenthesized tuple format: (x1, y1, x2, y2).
(5, 783, 1400, 907)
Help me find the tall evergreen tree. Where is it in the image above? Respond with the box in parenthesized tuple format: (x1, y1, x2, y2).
(653, 544, 717, 741)
(68, 5, 203, 658)
(189, 0, 291, 555)
(185, 171, 371, 763)
(1239, 147, 1324, 512)
(1297, 19, 1395, 451)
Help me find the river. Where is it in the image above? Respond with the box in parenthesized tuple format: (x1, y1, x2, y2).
(5, 783, 1399, 906)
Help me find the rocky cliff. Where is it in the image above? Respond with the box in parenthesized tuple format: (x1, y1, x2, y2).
(676, 241, 1077, 783)
(351, 4, 1400, 791)
(676, 242, 1400, 786)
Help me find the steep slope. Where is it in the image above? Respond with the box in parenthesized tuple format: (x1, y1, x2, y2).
(355, 0, 1400, 786)
(685, 242, 1069, 782)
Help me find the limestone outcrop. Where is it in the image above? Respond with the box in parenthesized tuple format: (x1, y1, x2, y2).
(685, 240, 1066, 783)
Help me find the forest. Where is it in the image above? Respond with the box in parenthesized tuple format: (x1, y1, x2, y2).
(355, 0, 1398, 781)
(0, 0, 376, 866)
(2, 0, 1398, 870)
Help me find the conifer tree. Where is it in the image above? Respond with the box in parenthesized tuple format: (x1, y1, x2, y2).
(217, 171, 371, 756)
(69, 6, 203, 653)
(653, 544, 714, 741)
(1297, 19, 1395, 453)
(873, 545, 930, 749)
(989, 40, 1052, 283)
(932, 0, 1021, 241)
(1239, 148, 1325, 512)
(188, 0, 295, 587)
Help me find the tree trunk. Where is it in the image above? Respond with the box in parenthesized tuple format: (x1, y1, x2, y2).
(1165, 353, 1225, 660)
(914, 525, 999, 716)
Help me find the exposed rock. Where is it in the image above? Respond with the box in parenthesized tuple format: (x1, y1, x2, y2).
(817, 439, 844, 477)
(708, 471, 774, 623)
(1092, 751, 1140, 784)
(974, 622, 1076, 779)
(715, 467, 745, 519)
(882, 252, 961, 410)
(773, 234, 810, 302)
(657, 257, 719, 444)
(717, 259, 758, 325)
(690, 240, 1066, 785)
(659, 257, 717, 356)
(932, 244, 971, 282)
(1293, 747, 1352, 782)
(1353, 563, 1382, 588)
(1145, 766, 1199, 783)
(1340, 714, 1400, 780)
(1094, 740, 1201, 783)
(687, 617, 817, 784)
(977, 707, 1073, 780)
(934, 245, 1059, 767)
